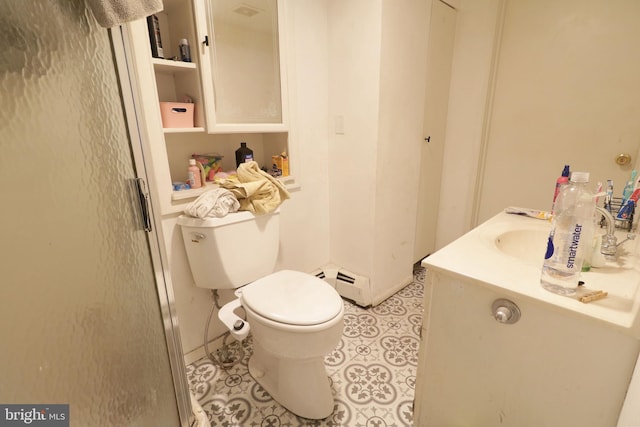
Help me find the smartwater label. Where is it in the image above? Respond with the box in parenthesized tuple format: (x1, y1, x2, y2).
(0, 405, 68, 426)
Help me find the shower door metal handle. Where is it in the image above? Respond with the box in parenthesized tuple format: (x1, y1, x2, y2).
(135, 178, 152, 232)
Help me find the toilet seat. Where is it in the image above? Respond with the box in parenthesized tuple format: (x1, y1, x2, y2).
(241, 270, 343, 326)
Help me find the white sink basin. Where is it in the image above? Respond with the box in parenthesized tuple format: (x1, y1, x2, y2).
(494, 228, 548, 265)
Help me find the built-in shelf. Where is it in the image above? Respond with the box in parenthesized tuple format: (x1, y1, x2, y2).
(152, 58, 197, 73)
(171, 176, 300, 202)
(163, 127, 205, 134)
(172, 181, 219, 201)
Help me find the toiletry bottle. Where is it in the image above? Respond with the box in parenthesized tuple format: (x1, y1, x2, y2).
(541, 171, 596, 295)
(235, 142, 254, 167)
(179, 38, 191, 62)
(187, 159, 202, 189)
(551, 165, 570, 215)
(146, 15, 164, 58)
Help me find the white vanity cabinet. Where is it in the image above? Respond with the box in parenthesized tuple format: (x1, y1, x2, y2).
(192, 0, 289, 133)
(413, 212, 640, 427)
(414, 271, 638, 427)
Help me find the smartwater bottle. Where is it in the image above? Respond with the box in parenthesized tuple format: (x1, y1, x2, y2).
(540, 171, 596, 295)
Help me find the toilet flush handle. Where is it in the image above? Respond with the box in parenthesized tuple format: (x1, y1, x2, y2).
(190, 232, 206, 243)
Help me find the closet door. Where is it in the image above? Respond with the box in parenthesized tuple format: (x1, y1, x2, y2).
(414, 0, 457, 261)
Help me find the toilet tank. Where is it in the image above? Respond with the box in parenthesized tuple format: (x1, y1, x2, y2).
(177, 210, 280, 289)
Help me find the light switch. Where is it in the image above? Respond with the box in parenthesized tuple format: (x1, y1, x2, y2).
(335, 115, 345, 135)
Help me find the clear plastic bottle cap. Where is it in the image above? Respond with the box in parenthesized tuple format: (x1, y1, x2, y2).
(570, 171, 589, 183)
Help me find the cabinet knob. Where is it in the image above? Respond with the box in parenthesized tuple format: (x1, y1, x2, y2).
(491, 299, 521, 324)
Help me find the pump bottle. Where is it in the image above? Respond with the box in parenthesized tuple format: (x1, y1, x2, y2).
(187, 159, 202, 189)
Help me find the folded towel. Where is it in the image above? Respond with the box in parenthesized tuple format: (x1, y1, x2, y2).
(87, 0, 163, 28)
(184, 188, 240, 219)
(219, 161, 290, 215)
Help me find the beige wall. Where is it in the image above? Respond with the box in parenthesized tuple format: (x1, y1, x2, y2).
(476, 0, 640, 225)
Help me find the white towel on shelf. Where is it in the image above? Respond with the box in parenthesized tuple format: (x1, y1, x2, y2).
(87, 0, 163, 28)
(184, 188, 240, 219)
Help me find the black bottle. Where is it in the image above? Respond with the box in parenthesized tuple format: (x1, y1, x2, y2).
(235, 142, 254, 167)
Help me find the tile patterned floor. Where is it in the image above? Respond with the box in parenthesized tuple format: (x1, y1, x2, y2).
(186, 265, 425, 427)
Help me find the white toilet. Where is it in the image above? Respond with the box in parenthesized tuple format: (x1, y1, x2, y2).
(177, 210, 344, 420)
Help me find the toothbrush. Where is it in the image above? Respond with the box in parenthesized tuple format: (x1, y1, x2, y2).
(622, 180, 634, 203)
(605, 180, 614, 212)
(594, 182, 603, 205)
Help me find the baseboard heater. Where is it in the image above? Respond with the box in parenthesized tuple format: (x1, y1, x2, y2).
(313, 266, 372, 307)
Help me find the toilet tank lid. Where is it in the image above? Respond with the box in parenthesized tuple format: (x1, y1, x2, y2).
(241, 270, 343, 326)
(177, 210, 279, 228)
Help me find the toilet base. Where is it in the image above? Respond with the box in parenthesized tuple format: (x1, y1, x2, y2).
(248, 339, 335, 419)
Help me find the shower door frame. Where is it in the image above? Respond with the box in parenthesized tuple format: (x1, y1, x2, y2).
(110, 26, 193, 427)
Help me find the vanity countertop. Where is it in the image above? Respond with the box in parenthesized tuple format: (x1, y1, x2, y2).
(422, 210, 640, 338)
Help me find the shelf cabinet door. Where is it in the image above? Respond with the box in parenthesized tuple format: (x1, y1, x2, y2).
(193, 0, 289, 133)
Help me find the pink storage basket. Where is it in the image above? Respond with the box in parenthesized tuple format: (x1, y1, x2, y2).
(159, 102, 194, 128)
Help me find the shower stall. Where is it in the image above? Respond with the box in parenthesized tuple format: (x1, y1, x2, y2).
(0, 1, 191, 425)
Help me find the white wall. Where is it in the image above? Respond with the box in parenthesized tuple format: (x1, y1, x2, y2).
(276, 0, 332, 274)
(326, 0, 381, 278)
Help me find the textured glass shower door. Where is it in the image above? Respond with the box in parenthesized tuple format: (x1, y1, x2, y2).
(0, 1, 183, 425)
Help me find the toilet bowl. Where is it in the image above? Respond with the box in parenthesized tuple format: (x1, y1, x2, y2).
(235, 269, 344, 419)
(176, 212, 345, 419)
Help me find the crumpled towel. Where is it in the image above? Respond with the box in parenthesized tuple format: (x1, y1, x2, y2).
(87, 0, 163, 28)
(218, 161, 290, 215)
(184, 188, 240, 219)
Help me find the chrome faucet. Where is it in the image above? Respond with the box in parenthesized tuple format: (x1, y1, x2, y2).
(595, 206, 635, 256)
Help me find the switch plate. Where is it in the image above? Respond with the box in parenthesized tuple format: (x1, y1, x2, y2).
(335, 115, 345, 135)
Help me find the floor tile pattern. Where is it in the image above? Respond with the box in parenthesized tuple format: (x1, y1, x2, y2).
(187, 265, 425, 427)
